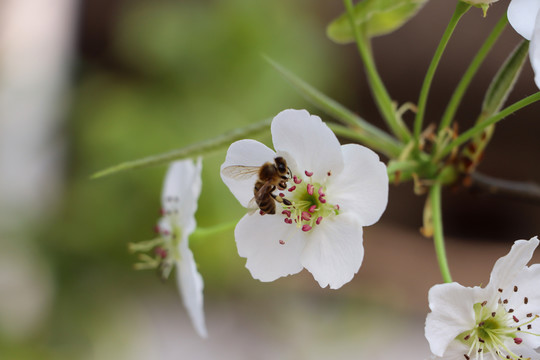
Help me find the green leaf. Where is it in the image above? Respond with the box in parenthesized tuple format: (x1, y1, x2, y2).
(91, 118, 271, 179)
(264, 56, 402, 158)
(482, 40, 529, 118)
(327, 0, 428, 43)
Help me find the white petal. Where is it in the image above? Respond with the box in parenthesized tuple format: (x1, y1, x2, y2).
(508, 0, 540, 40)
(503, 261, 540, 349)
(235, 212, 305, 282)
(328, 144, 388, 226)
(220, 139, 276, 208)
(300, 213, 364, 290)
(425, 283, 484, 357)
(176, 241, 207, 338)
(529, 11, 540, 89)
(271, 109, 344, 182)
(162, 158, 202, 234)
(488, 237, 539, 292)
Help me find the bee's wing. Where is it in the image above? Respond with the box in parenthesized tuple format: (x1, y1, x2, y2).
(221, 165, 260, 180)
(246, 197, 259, 215)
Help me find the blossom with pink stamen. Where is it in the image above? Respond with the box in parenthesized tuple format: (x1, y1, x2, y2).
(221, 109, 388, 289)
(425, 237, 540, 360)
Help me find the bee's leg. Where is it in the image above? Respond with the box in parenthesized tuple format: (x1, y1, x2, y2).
(271, 192, 292, 206)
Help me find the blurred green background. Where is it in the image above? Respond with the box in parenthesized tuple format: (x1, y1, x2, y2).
(1, 0, 539, 359)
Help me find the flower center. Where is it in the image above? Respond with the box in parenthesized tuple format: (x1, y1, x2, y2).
(129, 205, 183, 279)
(279, 170, 339, 233)
(457, 287, 540, 360)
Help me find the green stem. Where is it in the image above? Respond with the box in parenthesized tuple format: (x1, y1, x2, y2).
(438, 91, 540, 159)
(191, 221, 237, 240)
(430, 183, 452, 283)
(328, 123, 402, 158)
(343, 0, 411, 142)
(414, 1, 471, 143)
(438, 12, 507, 133)
(92, 118, 271, 179)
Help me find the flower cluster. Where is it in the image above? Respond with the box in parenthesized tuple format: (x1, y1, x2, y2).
(425, 237, 540, 360)
(221, 109, 388, 289)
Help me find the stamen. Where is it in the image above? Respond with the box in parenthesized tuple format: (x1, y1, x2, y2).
(284, 218, 293, 224)
(481, 301, 487, 307)
(509, 309, 514, 313)
(316, 216, 322, 225)
(513, 316, 520, 323)
(527, 325, 532, 330)
(514, 338, 523, 345)
(308, 205, 317, 213)
(503, 299, 509, 304)
(302, 225, 312, 232)
(492, 312, 497, 317)
(464, 355, 470, 360)
(155, 247, 168, 259)
(319, 195, 327, 203)
(279, 193, 285, 198)
(301, 212, 311, 221)
(327, 171, 331, 176)
(527, 313, 533, 318)
(288, 186, 296, 192)
(260, 210, 265, 215)
(305, 170, 313, 177)
(464, 334, 470, 340)
(307, 184, 314, 195)
(514, 286, 518, 292)
(282, 210, 291, 217)
(293, 175, 302, 184)
(524, 297, 528, 304)
(318, 187, 325, 196)
(279, 240, 285, 245)
(335, 204, 340, 210)
(498, 288, 503, 293)
(153, 225, 161, 233)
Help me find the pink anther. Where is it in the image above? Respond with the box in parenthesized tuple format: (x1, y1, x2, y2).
(293, 175, 302, 184)
(288, 186, 296, 192)
(316, 216, 323, 225)
(279, 240, 285, 245)
(307, 184, 314, 195)
(279, 193, 285, 198)
(309, 205, 317, 213)
(319, 195, 327, 203)
(302, 225, 312, 232)
(305, 170, 313, 177)
(301, 212, 311, 221)
(318, 187, 325, 196)
(282, 210, 291, 217)
(514, 338, 523, 345)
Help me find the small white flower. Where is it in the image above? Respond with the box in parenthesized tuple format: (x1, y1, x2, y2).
(508, 0, 540, 88)
(220, 109, 388, 290)
(425, 236, 540, 360)
(132, 159, 207, 338)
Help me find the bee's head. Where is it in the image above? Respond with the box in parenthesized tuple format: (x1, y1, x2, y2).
(274, 157, 289, 176)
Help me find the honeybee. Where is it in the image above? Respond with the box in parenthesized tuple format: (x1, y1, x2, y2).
(222, 157, 292, 214)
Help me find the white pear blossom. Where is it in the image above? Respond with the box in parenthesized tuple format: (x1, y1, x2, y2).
(425, 237, 540, 360)
(508, 0, 540, 88)
(220, 109, 388, 290)
(131, 159, 207, 338)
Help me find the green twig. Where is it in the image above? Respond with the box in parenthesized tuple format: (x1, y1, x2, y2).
(343, 0, 411, 142)
(92, 118, 272, 179)
(438, 91, 540, 159)
(414, 1, 471, 143)
(438, 12, 507, 133)
(430, 183, 452, 283)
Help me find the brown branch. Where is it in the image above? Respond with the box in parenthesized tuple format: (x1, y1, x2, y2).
(469, 172, 540, 206)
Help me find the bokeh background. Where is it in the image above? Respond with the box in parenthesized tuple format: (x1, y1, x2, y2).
(1, 0, 539, 359)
